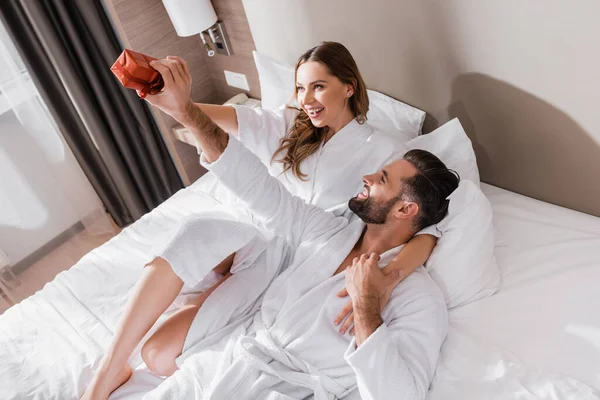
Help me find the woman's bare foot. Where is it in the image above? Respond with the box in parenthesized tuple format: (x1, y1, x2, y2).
(81, 364, 132, 400)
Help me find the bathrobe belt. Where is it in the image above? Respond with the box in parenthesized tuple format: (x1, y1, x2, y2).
(238, 328, 350, 400)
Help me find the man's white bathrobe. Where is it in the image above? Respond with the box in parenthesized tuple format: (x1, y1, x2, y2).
(145, 137, 448, 400)
(157, 105, 418, 334)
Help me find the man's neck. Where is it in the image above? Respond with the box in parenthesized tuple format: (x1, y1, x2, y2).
(355, 223, 414, 256)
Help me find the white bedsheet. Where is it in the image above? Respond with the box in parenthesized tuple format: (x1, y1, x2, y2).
(429, 184, 600, 400)
(1, 180, 599, 399)
(0, 176, 222, 399)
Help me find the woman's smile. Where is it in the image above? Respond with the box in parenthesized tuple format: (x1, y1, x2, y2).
(305, 106, 324, 118)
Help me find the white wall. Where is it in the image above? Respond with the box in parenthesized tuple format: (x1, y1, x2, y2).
(0, 106, 99, 265)
(0, 19, 108, 266)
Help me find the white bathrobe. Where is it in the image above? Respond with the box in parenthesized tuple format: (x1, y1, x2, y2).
(145, 136, 448, 400)
(199, 105, 404, 215)
(158, 105, 415, 318)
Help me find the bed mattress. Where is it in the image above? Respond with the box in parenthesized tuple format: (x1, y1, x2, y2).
(1, 180, 599, 399)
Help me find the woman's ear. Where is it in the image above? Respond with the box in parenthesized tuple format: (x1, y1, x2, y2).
(345, 85, 354, 98)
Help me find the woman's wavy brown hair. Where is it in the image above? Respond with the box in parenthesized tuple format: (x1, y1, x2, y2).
(271, 41, 369, 180)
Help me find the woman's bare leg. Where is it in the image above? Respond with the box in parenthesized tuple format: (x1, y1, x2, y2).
(82, 257, 184, 400)
(212, 252, 235, 275)
(141, 271, 233, 376)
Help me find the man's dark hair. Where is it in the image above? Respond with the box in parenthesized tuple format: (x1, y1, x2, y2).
(401, 149, 460, 232)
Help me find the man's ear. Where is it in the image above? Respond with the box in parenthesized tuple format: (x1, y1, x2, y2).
(395, 201, 419, 220)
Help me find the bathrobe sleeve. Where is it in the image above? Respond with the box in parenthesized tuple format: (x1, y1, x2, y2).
(343, 292, 448, 400)
(232, 105, 298, 168)
(201, 135, 346, 248)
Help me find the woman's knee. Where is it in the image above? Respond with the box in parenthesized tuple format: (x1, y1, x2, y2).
(141, 336, 178, 377)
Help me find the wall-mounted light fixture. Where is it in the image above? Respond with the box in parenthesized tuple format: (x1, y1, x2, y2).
(162, 0, 232, 57)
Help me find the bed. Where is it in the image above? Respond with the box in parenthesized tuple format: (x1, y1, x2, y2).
(430, 184, 600, 400)
(1, 175, 599, 399)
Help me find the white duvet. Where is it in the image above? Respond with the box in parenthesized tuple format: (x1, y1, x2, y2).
(1, 181, 599, 399)
(0, 180, 220, 399)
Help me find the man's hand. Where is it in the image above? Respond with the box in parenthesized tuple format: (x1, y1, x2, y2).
(339, 253, 405, 345)
(143, 56, 194, 123)
(335, 265, 404, 335)
(141, 56, 227, 162)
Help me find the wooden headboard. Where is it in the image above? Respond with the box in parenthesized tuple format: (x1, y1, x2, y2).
(241, 0, 600, 217)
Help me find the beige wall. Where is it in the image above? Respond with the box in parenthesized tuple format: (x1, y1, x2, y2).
(104, 0, 259, 184)
(242, 0, 600, 216)
(106, 0, 259, 104)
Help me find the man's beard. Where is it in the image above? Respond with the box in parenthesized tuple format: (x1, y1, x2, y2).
(348, 195, 398, 224)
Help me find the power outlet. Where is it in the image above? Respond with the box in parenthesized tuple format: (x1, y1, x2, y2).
(224, 70, 250, 91)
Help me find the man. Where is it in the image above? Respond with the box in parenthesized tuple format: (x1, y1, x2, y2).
(83, 58, 459, 400)
(142, 59, 459, 399)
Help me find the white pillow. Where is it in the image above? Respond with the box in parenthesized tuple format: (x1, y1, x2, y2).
(253, 51, 425, 139)
(425, 180, 501, 308)
(366, 89, 425, 141)
(253, 51, 296, 109)
(405, 118, 480, 186)
(404, 118, 499, 308)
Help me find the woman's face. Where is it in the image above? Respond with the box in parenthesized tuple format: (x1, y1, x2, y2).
(295, 61, 354, 132)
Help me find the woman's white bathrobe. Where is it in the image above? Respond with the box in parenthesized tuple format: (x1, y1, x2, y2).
(145, 136, 448, 400)
(198, 105, 404, 214)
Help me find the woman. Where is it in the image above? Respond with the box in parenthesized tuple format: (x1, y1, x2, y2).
(82, 42, 438, 399)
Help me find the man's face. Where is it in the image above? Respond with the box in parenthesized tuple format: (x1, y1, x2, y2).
(348, 159, 418, 224)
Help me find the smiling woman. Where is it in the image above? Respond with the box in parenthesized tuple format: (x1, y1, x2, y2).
(273, 41, 369, 180)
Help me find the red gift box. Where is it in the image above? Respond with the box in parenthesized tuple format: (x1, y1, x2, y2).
(111, 49, 164, 99)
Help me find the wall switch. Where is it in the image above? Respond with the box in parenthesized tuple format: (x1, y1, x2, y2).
(224, 70, 250, 91)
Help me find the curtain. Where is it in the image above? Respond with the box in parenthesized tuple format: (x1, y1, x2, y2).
(0, 0, 183, 227)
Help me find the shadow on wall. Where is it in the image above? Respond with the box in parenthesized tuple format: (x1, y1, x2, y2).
(425, 73, 600, 217)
